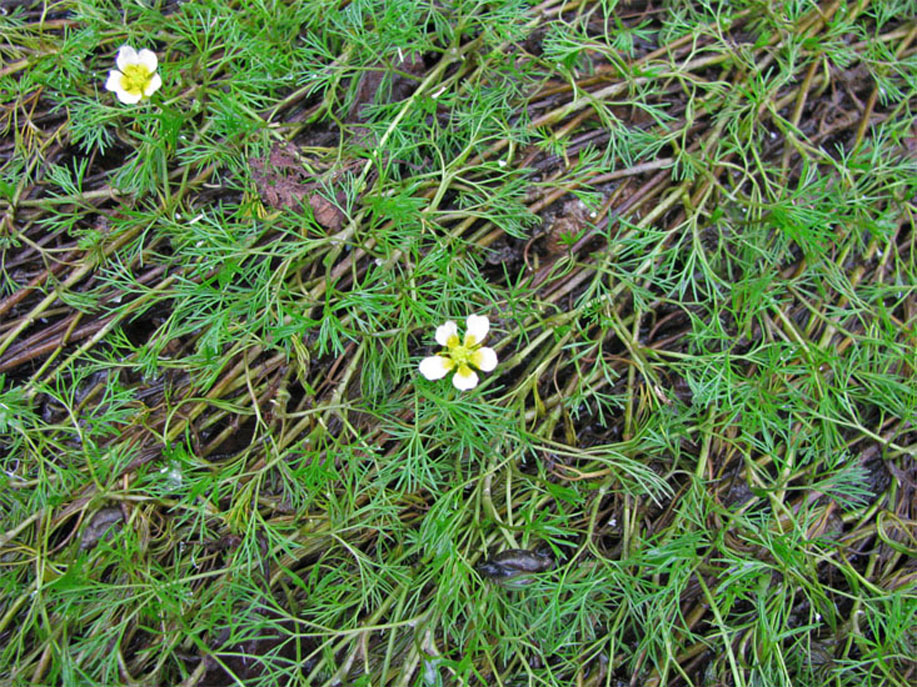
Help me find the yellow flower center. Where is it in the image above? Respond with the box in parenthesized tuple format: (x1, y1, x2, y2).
(445, 334, 479, 369)
(119, 64, 153, 96)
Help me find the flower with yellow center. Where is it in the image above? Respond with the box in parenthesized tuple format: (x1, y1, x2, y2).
(419, 314, 498, 391)
(104, 46, 162, 104)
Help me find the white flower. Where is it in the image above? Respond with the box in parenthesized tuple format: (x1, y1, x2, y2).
(419, 314, 498, 391)
(104, 46, 162, 104)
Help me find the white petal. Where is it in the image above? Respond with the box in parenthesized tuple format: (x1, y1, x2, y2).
(419, 355, 451, 380)
(136, 48, 158, 73)
(465, 314, 489, 345)
(116, 45, 138, 72)
(472, 347, 497, 372)
(435, 321, 458, 347)
(452, 366, 479, 390)
(111, 82, 143, 104)
(144, 72, 162, 96)
(104, 70, 123, 93)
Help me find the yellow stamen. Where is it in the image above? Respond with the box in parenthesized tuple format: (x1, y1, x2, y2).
(119, 64, 153, 96)
(446, 342, 476, 369)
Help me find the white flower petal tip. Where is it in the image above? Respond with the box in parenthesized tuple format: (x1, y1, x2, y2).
(419, 355, 451, 380)
(105, 45, 161, 104)
(434, 321, 458, 347)
(144, 72, 163, 97)
(113, 87, 143, 105)
(452, 367, 479, 391)
(464, 314, 489, 345)
(137, 48, 158, 72)
(105, 70, 123, 92)
(473, 347, 498, 372)
(116, 45, 138, 71)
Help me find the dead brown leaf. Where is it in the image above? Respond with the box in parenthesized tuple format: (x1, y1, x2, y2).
(310, 193, 346, 230)
(249, 152, 310, 210)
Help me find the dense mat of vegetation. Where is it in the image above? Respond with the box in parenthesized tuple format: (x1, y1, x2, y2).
(1, 0, 915, 685)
